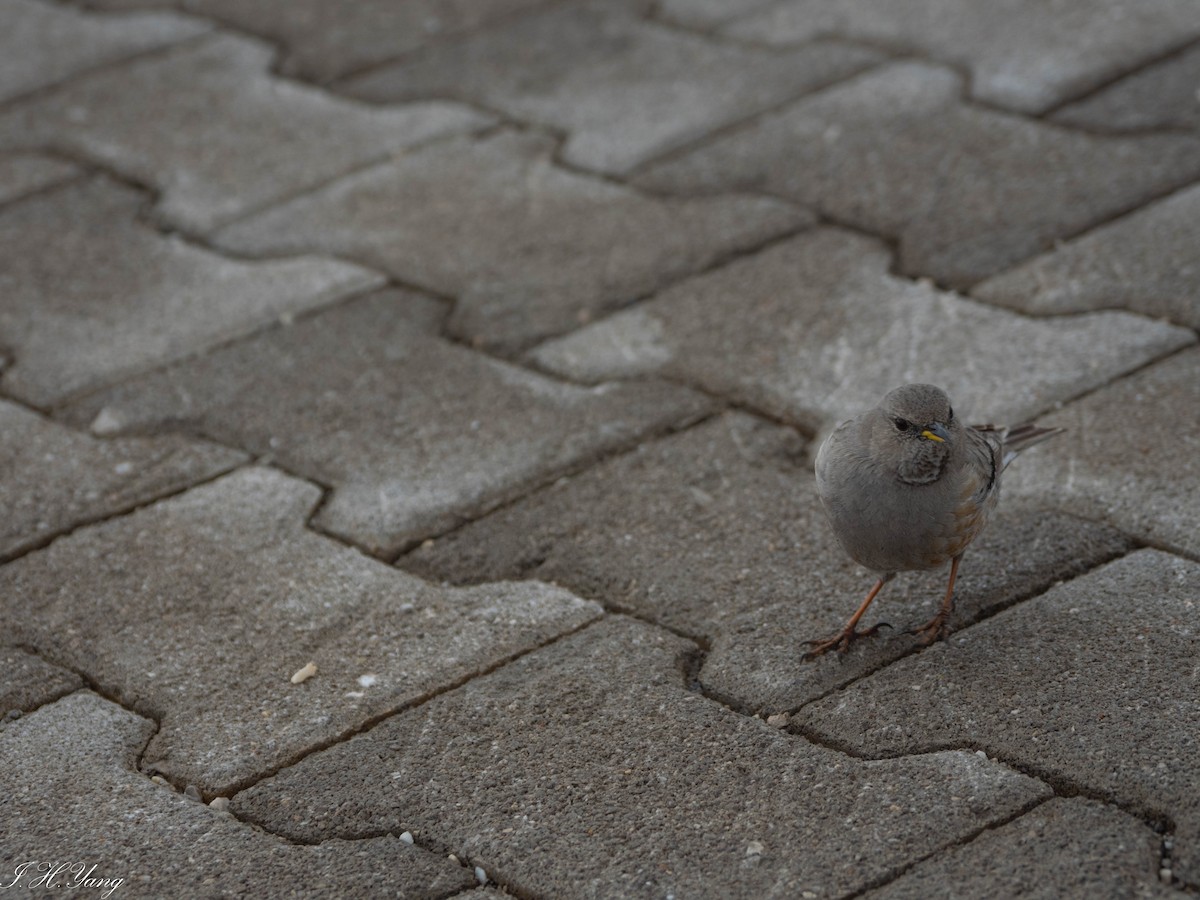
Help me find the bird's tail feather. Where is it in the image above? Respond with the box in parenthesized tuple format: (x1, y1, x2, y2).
(972, 423, 1065, 470)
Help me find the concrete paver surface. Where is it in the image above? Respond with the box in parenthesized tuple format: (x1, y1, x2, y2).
(3, 0, 1198, 896)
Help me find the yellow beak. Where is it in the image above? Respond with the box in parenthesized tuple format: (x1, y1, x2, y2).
(921, 429, 945, 443)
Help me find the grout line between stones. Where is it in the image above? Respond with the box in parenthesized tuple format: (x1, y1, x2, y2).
(756, 537, 1143, 721)
(0, 444, 249, 567)
(0, 27, 215, 116)
(836, 796, 1058, 899)
(224, 614, 611, 806)
(1037, 33, 1200, 120)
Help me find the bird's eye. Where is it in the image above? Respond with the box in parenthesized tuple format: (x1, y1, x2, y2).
(894, 417, 910, 431)
(947, 407, 954, 422)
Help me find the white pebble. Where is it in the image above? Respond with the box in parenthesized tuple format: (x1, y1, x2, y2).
(209, 797, 230, 812)
(475, 866, 487, 884)
(399, 831, 414, 845)
(290, 662, 318, 684)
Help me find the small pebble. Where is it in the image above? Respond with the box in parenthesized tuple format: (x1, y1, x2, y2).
(474, 866, 487, 885)
(766, 713, 789, 728)
(209, 797, 230, 812)
(447, 854, 459, 864)
(399, 831, 414, 845)
(1159, 868, 1172, 883)
(745, 841, 765, 857)
(291, 661, 318, 684)
(184, 784, 202, 802)
(90, 407, 124, 436)
(4, 709, 21, 722)
(151, 776, 174, 790)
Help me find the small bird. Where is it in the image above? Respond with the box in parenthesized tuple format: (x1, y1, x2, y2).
(806, 383, 1062, 657)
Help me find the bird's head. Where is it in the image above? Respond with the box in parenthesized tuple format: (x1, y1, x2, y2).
(871, 383, 958, 484)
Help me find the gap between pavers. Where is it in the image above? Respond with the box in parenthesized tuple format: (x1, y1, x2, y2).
(0, 691, 476, 899)
(211, 128, 810, 354)
(0, 0, 209, 105)
(0, 173, 384, 407)
(717, 0, 1200, 114)
(795, 549, 1200, 886)
(634, 61, 1200, 288)
(0, 466, 604, 798)
(0, 32, 491, 233)
(528, 226, 1195, 434)
(0, 398, 246, 561)
(231, 615, 1052, 900)
(404, 411, 1136, 715)
(58, 288, 715, 558)
(336, 2, 886, 175)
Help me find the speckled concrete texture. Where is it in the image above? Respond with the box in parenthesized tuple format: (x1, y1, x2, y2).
(3, 1, 1196, 894)
(0, 692, 475, 898)
(232, 617, 1051, 899)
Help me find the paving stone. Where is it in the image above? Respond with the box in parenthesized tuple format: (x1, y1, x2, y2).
(0, 0, 207, 104)
(405, 412, 1133, 713)
(0, 33, 489, 233)
(340, 4, 884, 174)
(1004, 347, 1200, 559)
(973, 184, 1200, 330)
(0, 467, 603, 796)
(232, 616, 1051, 899)
(1052, 43, 1200, 133)
(0, 646, 83, 716)
(61, 290, 711, 556)
(213, 130, 806, 353)
(0, 399, 245, 561)
(0, 692, 474, 898)
(530, 228, 1195, 433)
(0, 153, 80, 206)
(656, 0, 777, 30)
(797, 549, 1200, 886)
(79, 0, 551, 83)
(722, 0, 1200, 114)
(635, 62, 1200, 288)
(0, 175, 383, 407)
(867, 798, 1172, 900)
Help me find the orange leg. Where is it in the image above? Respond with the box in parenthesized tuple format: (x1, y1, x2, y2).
(910, 554, 962, 645)
(804, 574, 894, 659)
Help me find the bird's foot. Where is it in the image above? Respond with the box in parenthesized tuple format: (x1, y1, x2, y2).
(803, 621, 892, 659)
(907, 613, 951, 646)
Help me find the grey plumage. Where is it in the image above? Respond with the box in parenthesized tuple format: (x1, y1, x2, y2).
(807, 383, 1062, 656)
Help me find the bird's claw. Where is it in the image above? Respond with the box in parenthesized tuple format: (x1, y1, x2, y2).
(906, 615, 950, 646)
(803, 621, 892, 660)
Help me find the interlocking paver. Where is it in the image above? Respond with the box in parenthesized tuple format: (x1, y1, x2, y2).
(797, 549, 1200, 885)
(0, 467, 603, 796)
(406, 413, 1133, 712)
(657, 0, 777, 30)
(0, 33, 489, 233)
(0, 398, 244, 560)
(722, 0, 1200, 114)
(340, 3, 884, 174)
(0, 0, 207, 104)
(1, 692, 475, 898)
(0, 175, 383, 407)
(1004, 348, 1200, 559)
(82, 0, 551, 83)
(0, 153, 79, 206)
(635, 62, 1200, 287)
(61, 290, 712, 556)
(973, 183, 1200, 330)
(1, 646, 82, 716)
(1052, 42, 1200, 133)
(530, 228, 1195, 432)
(232, 617, 1051, 899)
(213, 129, 806, 352)
(867, 799, 1171, 900)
